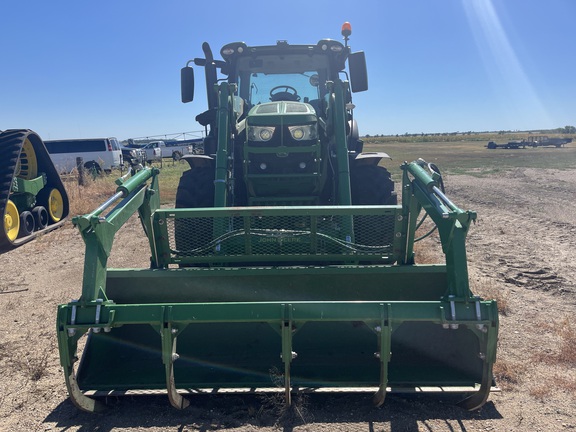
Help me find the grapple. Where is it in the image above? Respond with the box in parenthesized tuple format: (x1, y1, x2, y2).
(56, 161, 498, 412)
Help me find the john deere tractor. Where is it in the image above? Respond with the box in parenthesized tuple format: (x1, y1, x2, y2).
(56, 23, 498, 413)
(1, 129, 69, 251)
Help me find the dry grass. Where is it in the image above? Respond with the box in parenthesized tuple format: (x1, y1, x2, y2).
(61, 162, 189, 218)
(471, 277, 510, 315)
(528, 384, 551, 400)
(412, 219, 443, 264)
(532, 317, 576, 364)
(527, 316, 576, 399)
(413, 239, 443, 264)
(529, 374, 576, 401)
(556, 318, 576, 366)
(63, 176, 117, 217)
(493, 358, 524, 390)
(535, 317, 576, 367)
(5, 341, 52, 383)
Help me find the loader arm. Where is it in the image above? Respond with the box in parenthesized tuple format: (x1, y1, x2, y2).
(402, 160, 477, 300)
(72, 167, 160, 302)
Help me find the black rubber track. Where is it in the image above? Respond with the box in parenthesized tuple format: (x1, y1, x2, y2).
(0, 129, 69, 252)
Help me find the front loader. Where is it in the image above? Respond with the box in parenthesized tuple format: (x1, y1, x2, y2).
(57, 23, 498, 412)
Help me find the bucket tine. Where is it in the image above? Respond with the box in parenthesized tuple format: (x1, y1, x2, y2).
(457, 362, 492, 411)
(65, 370, 105, 412)
(373, 306, 392, 407)
(372, 373, 386, 407)
(281, 304, 294, 406)
(162, 318, 190, 410)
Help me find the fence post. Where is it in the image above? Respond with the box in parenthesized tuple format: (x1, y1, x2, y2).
(77, 157, 85, 186)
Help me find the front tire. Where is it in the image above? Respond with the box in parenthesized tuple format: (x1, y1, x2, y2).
(350, 165, 397, 248)
(350, 164, 396, 206)
(174, 168, 215, 260)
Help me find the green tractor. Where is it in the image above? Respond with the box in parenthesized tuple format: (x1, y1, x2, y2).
(1, 129, 69, 251)
(56, 23, 498, 412)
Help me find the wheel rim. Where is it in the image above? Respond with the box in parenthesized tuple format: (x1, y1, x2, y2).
(47, 188, 64, 222)
(14, 137, 39, 180)
(4, 200, 20, 241)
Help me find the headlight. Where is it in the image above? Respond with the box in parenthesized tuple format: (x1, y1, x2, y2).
(288, 125, 317, 141)
(248, 126, 275, 142)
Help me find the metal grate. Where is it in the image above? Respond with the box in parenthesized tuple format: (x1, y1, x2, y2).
(154, 206, 402, 266)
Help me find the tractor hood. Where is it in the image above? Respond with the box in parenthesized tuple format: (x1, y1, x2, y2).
(247, 101, 317, 126)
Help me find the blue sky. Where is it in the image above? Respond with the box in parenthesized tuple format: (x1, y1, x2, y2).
(1, 0, 574, 140)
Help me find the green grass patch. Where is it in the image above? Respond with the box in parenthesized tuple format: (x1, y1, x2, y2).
(150, 159, 190, 204)
(364, 139, 576, 180)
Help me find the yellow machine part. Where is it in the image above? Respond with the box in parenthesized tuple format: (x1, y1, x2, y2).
(46, 188, 65, 222)
(4, 200, 20, 242)
(14, 137, 39, 180)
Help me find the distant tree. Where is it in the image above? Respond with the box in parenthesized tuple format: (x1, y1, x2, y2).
(563, 125, 576, 134)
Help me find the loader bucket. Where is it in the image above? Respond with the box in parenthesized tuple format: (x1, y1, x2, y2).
(57, 163, 498, 412)
(75, 268, 494, 391)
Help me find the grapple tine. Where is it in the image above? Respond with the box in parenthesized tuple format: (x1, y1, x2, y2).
(162, 316, 190, 410)
(282, 303, 294, 407)
(65, 371, 105, 413)
(457, 363, 493, 411)
(372, 388, 386, 408)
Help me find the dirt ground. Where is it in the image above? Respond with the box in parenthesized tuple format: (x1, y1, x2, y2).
(1, 167, 575, 431)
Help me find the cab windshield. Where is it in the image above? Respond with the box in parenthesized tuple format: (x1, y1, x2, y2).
(247, 72, 319, 105)
(236, 53, 330, 107)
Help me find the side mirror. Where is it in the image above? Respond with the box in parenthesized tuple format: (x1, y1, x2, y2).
(181, 66, 195, 103)
(348, 51, 368, 93)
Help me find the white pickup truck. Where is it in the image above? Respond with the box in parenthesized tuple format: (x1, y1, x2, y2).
(139, 140, 194, 162)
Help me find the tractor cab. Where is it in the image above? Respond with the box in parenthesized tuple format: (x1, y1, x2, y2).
(180, 25, 382, 207)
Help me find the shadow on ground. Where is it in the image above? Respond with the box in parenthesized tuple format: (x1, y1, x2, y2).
(44, 392, 503, 431)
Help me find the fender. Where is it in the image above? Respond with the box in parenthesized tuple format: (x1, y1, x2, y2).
(351, 151, 392, 167)
(182, 154, 215, 170)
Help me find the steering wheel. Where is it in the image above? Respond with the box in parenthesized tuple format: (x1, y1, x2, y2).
(269, 85, 300, 102)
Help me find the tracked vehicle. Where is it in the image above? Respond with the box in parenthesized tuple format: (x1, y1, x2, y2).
(1, 129, 69, 251)
(57, 24, 498, 412)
